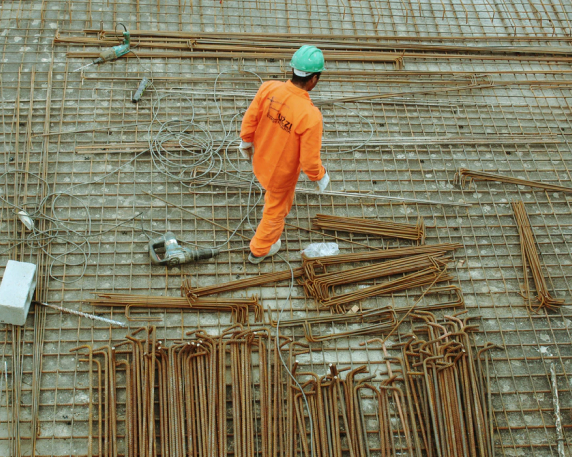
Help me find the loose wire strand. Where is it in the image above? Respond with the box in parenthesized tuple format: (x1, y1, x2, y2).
(276, 253, 315, 457)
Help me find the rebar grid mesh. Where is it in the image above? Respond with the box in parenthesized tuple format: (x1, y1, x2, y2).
(1, 0, 572, 455)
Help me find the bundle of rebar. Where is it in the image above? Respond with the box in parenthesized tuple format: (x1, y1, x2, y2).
(73, 318, 495, 456)
(182, 267, 304, 299)
(298, 243, 460, 314)
(302, 242, 461, 277)
(303, 253, 448, 301)
(312, 214, 426, 244)
(319, 267, 453, 313)
(275, 285, 465, 341)
(301, 251, 453, 312)
(89, 292, 264, 323)
(292, 313, 498, 456)
(512, 201, 565, 312)
(72, 325, 307, 457)
(58, 29, 572, 63)
(379, 314, 497, 457)
(455, 168, 572, 194)
(301, 307, 397, 342)
(179, 245, 460, 310)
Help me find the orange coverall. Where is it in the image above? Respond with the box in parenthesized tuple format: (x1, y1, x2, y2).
(240, 80, 325, 256)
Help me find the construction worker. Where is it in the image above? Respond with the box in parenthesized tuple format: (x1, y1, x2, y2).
(239, 45, 330, 264)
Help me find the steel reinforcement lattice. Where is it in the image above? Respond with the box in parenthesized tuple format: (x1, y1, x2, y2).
(1, 0, 572, 455)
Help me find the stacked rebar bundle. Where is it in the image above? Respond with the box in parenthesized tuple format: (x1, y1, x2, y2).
(512, 201, 565, 312)
(312, 214, 426, 244)
(292, 313, 497, 456)
(278, 286, 465, 342)
(319, 267, 453, 313)
(303, 253, 447, 301)
(57, 30, 572, 65)
(302, 242, 461, 277)
(387, 313, 497, 457)
(182, 267, 304, 299)
(455, 168, 572, 194)
(302, 253, 453, 312)
(73, 320, 495, 456)
(180, 245, 460, 303)
(89, 293, 264, 323)
(72, 326, 306, 457)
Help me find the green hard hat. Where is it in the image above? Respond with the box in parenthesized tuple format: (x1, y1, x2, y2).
(290, 45, 325, 75)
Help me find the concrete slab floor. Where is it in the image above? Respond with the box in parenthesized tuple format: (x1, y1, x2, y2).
(1, 0, 572, 455)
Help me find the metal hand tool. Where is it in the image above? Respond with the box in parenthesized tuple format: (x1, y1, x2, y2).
(132, 77, 150, 103)
(73, 23, 131, 72)
(148, 231, 219, 266)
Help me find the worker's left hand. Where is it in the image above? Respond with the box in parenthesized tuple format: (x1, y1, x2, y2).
(315, 171, 330, 193)
(238, 140, 254, 160)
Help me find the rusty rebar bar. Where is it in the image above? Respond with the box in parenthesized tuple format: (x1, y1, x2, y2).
(455, 168, 572, 194)
(512, 201, 565, 312)
(312, 214, 426, 243)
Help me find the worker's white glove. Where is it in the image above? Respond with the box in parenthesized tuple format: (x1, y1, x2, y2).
(238, 140, 254, 160)
(315, 171, 330, 193)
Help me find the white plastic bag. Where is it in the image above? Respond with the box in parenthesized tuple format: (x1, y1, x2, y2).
(301, 242, 340, 258)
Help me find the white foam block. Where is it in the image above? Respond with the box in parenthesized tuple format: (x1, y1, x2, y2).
(0, 260, 37, 326)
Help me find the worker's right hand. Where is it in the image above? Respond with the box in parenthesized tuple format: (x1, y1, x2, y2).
(238, 140, 254, 160)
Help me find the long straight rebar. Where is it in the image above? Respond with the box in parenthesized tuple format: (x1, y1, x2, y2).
(455, 168, 572, 194)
